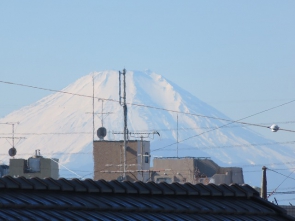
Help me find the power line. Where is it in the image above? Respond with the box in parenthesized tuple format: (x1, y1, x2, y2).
(2, 79, 295, 177)
(268, 169, 295, 181)
(0, 132, 92, 135)
(158, 140, 295, 151)
(150, 98, 295, 153)
(2, 79, 294, 130)
(130, 121, 295, 132)
(0, 119, 295, 135)
(268, 169, 295, 198)
(0, 140, 293, 157)
(233, 161, 295, 168)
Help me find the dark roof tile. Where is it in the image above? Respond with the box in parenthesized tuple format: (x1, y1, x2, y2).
(132, 181, 151, 194)
(14, 177, 34, 190)
(41, 178, 61, 191)
(83, 179, 100, 193)
(230, 183, 250, 198)
(181, 183, 200, 195)
(170, 182, 188, 195)
(218, 184, 236, 197)
(69, 178, 88, 192)
(55, 178, 75, 191)
(157, 182, 176, 195)
(94, 179, 114, 193)
(206, 183, 223, 196)
(242, 184, 260, 197)
(0, 179, 6, 189)
(120, 181, 138, 194)
(144, 181, 163, 194)
(186, 183, 211, 196)
(0, 177, 293, 220)
(28, 177, 48, 190)
(1, 176, 20, 189)
(221, 183, 245, 197)
(108, 180, 126, 193)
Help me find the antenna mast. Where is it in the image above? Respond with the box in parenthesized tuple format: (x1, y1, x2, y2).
(119, 69, 127, 181)
(100, 100, 104, 127)
(0, 122, 25, 157)
(92, 74, 95, 143)
(177, 114, 178, 158)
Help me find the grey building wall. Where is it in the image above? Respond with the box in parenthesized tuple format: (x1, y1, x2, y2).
(9, 157, 59, 179)
(152, 157, 244, 185)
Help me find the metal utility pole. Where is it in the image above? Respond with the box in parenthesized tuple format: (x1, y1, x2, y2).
(12, 123, 15, 149)
(261, 166, 267, 200)
(119, 69, 127, 181)
(177, 114, 178, 158)
(92, 74, 95, 143)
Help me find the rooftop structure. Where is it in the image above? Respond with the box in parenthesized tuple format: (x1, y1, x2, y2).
(9, 150, 59, 179)
(152, 157, 244, 185)
(93, 140, 150, 182)
(0, 176, 292, 220)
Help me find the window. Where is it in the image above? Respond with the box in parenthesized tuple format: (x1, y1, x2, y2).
(145, 152, 149, 163)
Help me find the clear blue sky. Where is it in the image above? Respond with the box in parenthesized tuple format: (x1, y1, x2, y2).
(0, 2, 294, 150)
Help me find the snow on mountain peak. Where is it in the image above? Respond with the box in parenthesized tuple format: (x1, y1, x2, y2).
(0, 70, 294, 191)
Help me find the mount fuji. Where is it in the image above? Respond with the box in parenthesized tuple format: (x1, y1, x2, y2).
(0, 70, 294, 200)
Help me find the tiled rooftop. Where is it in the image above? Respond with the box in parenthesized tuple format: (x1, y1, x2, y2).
(0, 176, 293, 220)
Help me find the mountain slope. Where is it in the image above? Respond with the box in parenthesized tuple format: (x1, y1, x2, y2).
(0, 70, 294, 190)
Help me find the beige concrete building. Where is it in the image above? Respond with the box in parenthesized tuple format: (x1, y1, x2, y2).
(152, 157, 244, 185)
(93, 140, 150, 181)
(9, 150, 59, 179)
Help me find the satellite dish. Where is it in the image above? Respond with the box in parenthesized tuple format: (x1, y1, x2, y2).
(9, 147, 17, 157)
(97, 127, 107, 140)
(270, 124, 279, 132)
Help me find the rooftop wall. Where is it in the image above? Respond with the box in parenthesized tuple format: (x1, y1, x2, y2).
(152, 157, 244, 185)
(93, 140, 150, 181)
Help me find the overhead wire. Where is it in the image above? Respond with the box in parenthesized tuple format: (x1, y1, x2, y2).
(95, 94, 295, 174)
(2, 79, 295, 179)
(268, 168, 295, 198)
(0, 140, 294, 157)
(268, 169, 295, 181)
(2, 79, 294, 131)
(0, 120, 295, 135)
(151, 98, 295, 153)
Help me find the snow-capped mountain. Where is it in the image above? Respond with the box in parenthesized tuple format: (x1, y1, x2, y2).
(0, 70, 294, 194)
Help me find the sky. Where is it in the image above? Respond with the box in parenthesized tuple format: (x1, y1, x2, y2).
(0, 1, 295, 202)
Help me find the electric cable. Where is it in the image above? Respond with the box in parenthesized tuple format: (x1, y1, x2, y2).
(2, 79, 295, 180)
(2, 79, 294, 130)
(268, 169, 295, 198)
(268, 169, 295, 181)
(0, 140, 294, 157)
(151, 98, 295, 153)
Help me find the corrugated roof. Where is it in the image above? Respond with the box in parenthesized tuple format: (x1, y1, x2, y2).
(0, 176, 293, 221)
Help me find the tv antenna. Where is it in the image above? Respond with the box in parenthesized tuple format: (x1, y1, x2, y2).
(0, 122, 26, 157)
(86, 99, 113, 140)
(86, 73, 114, 141)
(97, 99, 113, 127)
